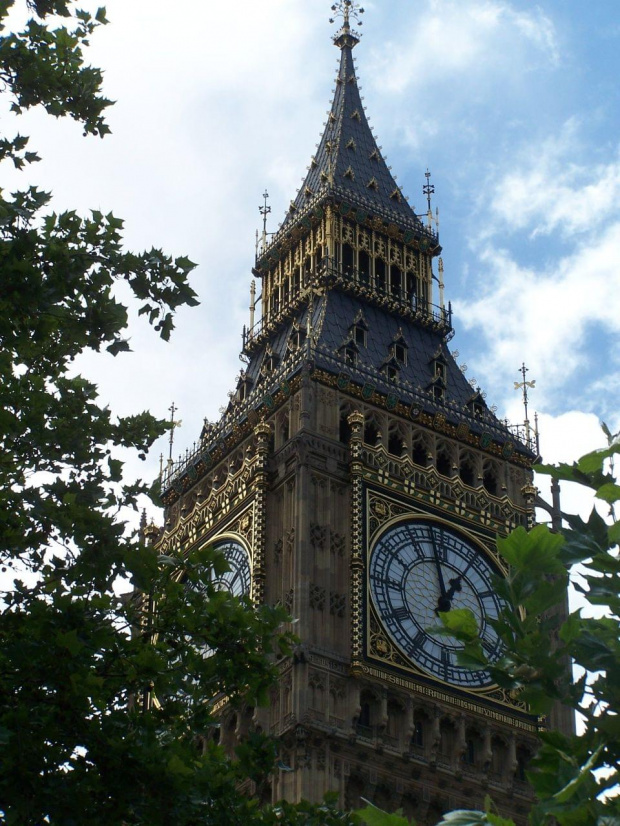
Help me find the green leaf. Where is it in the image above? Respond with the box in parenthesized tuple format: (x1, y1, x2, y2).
(56, 629, 84, 656)
(436, 811, 488, 826)
(577, 444, 620, 474)
(553, 744, 604, 803)
(439, 608, 479, 639)
(497, 524, 565, 575)
(356, 802, 411, 826)
(596, 483, 620, 504)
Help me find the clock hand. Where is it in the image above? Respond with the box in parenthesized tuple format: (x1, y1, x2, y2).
(443, 558, 475, 607)
(430, 530, 450, 614)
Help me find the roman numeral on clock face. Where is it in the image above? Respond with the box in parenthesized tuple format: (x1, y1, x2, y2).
(393, 605, 410, 622)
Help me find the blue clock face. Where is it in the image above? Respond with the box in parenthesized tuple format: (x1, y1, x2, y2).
(188, 539, 251, 598)
(369, 520, 503, 688)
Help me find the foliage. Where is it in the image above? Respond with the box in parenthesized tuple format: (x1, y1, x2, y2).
(0, 3, 352, 824)
(430, 423, 620, 826)
(353, 428, 620, 826)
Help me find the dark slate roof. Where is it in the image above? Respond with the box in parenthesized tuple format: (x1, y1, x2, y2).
(314, 291, 475, 406)
(239, 290, 522, 449)
(279, 37, 423, 232)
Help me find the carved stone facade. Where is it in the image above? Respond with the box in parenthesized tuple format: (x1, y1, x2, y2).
(157, 371, 559, 822)
(155, 11, 573, 824)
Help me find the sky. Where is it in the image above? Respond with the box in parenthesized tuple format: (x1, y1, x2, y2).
(6, 0, 620, 523)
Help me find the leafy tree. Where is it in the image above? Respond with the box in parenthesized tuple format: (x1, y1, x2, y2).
(0, 3, 356, 824)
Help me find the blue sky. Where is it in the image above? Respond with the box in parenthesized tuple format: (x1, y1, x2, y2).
(7, 0, 619, 518)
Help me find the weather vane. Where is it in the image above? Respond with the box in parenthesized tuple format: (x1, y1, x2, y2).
(330, 0, 364, 29)
(514, 363, 536, 445)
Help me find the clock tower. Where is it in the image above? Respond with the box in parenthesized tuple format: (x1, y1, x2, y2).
(157, 3, 571, 823)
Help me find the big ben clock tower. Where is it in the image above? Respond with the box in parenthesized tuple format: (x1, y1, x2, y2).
(157, 3, 570, 823)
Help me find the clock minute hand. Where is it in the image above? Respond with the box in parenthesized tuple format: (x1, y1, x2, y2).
(430, 531, 450, 614)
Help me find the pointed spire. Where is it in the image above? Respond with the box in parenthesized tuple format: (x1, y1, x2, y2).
(276, 6, 425, 236)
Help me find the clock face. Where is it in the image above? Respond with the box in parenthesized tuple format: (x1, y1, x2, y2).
(369, 519, 503, 688)
(187, 538, 251, 599)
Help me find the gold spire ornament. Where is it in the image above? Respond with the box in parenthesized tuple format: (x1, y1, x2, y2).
(330, 0, 364, 48)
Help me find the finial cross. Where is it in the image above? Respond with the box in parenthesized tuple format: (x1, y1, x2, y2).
(423, 168, 435, 213)
(167, 402, 182, 463)
(259, 190, 271, 235)
(514, 363, 536, 444)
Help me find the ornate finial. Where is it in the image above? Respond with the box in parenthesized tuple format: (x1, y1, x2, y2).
(167, 402, 182, 467)
(514, 363, 536, 446)
(330, 0, 364, 48)
(259, 189, 271, 253)
(423, 168, 435, 212)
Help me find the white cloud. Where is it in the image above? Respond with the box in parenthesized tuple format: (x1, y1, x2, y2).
(485, 120, 620, 238)
(369, 0, 559, 96)
(456, 218, 620, 418)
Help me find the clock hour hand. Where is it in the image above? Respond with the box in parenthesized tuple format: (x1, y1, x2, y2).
(444, 575, 463, 605)
(441, 556, 476, 609)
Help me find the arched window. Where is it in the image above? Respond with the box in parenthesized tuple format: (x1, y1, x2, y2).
(339, 409, 352, 445)
(388, 428, 404, 457)
(359, 250, 370, 284)
(390, 265, 402, 299)
(412, 439, 428, 467)
(459, 456, 476, 487)
(483, 461, 499, 495)
(375, 258, 386, 293)
(364, 420, 379, 447)
(436, 445, 452, 476)
(342, 243, 354, 275)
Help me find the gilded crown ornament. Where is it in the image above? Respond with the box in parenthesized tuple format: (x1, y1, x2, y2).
(329, 0, 364, 27)
(330, 0, 364, 47)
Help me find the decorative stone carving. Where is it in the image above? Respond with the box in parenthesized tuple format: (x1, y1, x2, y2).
(309, 583, 326, 611)
(330, 591, 346, 617)
(331, 532, 346, 557)
(310, 523, 327, 550)
(286, 527, 295, 553)
(284, 588, 294, 614)
(274, 538, 283, 564)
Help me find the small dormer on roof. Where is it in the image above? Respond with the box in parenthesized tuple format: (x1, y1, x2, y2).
(349, 310, 368, 347)
(467, 389, 488, 419)
(236, 370, 253, 403)
(429, 345, 448, 383)
(261, 344, 280, 374)
(390, 329, 409, 365)
(288, 322, 306, 352)
(381, 353, 401, 383)
(339, 335, 359, 367)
